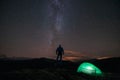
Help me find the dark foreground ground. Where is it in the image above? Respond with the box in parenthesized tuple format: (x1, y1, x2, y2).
(0, 57, 120, 80)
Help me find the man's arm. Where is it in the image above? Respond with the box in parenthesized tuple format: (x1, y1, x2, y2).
(56, 48, 58, 54)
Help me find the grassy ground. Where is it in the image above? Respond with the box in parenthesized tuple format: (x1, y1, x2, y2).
(0, 58, 120, 80)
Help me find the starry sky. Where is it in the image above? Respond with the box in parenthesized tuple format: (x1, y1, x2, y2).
(0, 0, 120, 59)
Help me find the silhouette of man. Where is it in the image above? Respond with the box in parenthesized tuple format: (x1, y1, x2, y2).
(56, 44, 64, 62)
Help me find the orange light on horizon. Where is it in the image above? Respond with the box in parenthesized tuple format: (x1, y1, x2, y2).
(63, 56, 80, 61)
(97, 56, 111, 60)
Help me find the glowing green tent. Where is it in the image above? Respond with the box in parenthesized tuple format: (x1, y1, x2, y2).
(77, 62, 103, 76)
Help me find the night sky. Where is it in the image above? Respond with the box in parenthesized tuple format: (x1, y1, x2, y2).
(0, 0, 120, 59)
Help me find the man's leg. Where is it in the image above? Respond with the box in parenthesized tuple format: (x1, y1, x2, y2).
(56, 54, 59, 61)
(60, 54, 62, 62)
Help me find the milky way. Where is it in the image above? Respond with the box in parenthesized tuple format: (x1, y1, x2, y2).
(46, 0, 64, 53)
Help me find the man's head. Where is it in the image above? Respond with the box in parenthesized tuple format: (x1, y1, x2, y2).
(59, 44, 61, 47)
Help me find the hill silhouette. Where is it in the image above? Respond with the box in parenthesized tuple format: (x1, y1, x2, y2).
(0, 57, 120, 80)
